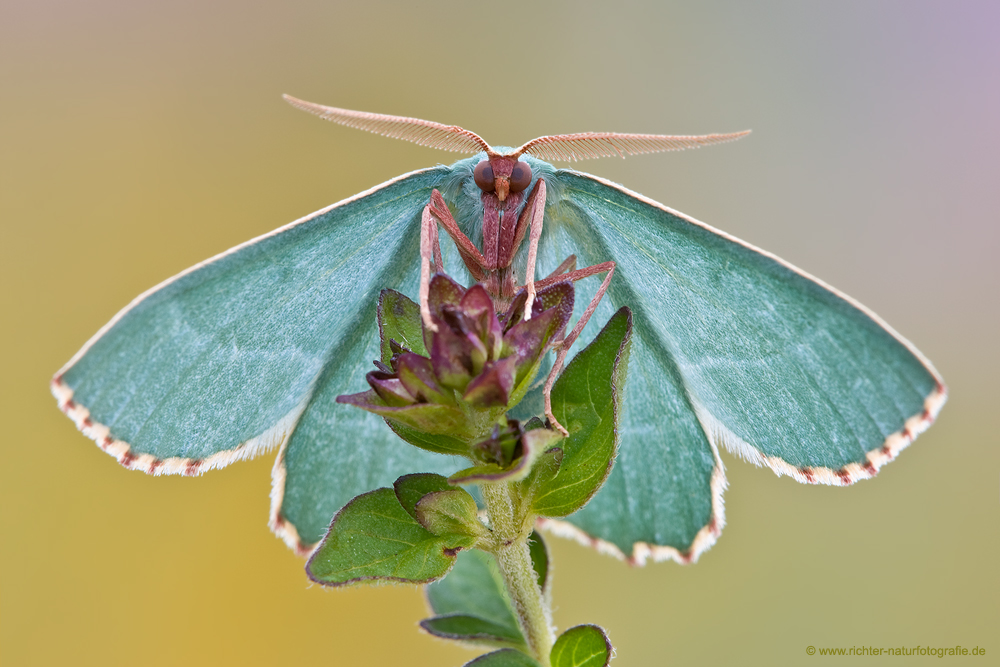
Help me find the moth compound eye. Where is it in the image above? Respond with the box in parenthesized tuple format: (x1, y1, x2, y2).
(473, 160, 495, 192)
(509, 161, 533, 193)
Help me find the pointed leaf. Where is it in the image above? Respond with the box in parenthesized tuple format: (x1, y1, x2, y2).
(425, 549, 524, 647)
(386, 420, 474, 457)
(507, 358, 546, 414)
(449, 463, 516, 485)
(517, 448, 562, 497)
(530, 308, 632, 517)
(393, 473, 453, 520)
(306, 488, 474, 586)
(415, 489, 486, 538)
(464, 649, 542, 667)
(378, 289, 427, 364)
(550, 625, 612, 667)
(336, 392, 470, 445)
(527, 530, 549, 594)
(420, 614, 526, 649)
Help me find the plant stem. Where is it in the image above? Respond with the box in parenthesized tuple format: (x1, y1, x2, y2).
(480, 481, 554, 667)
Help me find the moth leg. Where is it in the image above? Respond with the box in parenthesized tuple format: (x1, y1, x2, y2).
(429, 212, 443, 273)
(538, 258, 613, 348)
(521, 179, 547, 321)
(429, 189, 489, 282)
(419, 204, 439, 332)
(535, 256, 580, 353)
(544, 254, 577, 281)
(543, 261, 616, 436)
(533, 260, 611, 290)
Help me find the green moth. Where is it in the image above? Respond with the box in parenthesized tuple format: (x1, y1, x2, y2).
(52, 96, 946, 565)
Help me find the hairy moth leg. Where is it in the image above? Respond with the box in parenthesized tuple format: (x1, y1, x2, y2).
(543, 261, 616, 436)
(521, 179, 547, 321)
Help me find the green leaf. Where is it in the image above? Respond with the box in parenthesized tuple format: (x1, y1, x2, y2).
(336, 391, 472, 441)
(464, 649, 543, 667)
(386, 420, 473, 457)
(527, 530, 549, 594)
(306, 488, 474, 586)
(550, 625, 612, 667)
(507, 356, 546, 413)
(378, 289, 427, 364)
(449, 463, 516, 485)
(529, 308, 632, 517)
(393, 473, 453, 519)
(415, 489, 486, 538)
(518, 447, 562, 496)
(424, 550, 525, 649)
(420, 614, 526, 649)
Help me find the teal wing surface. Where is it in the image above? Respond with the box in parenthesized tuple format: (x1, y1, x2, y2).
(53, 162, 946, 562)
(531, 170, 945, 563)
(53, 168, 461, 551)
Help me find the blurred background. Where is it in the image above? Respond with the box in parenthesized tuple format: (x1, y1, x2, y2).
(2, 1, 997, 665)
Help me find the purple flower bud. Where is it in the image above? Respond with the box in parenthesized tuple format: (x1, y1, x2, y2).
(338, 273, 576, 454)
(396, 353, 452, 405)
(429, 312, 476, 391)
(462, 356, 516, 408)
(502, 282, 574, 385)
(502, 281, 575, 335)
(426, 279, 508, 390)
(459, 285, 504, 362)
(366, 371, 415, 407)
(471, 419, 523, 466)
(424, 275, 466, 329)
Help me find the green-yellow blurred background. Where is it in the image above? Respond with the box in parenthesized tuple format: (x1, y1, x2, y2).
(2, 1, 997, 665)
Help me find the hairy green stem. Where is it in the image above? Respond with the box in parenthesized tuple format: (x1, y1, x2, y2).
(480, 481, 554, 666)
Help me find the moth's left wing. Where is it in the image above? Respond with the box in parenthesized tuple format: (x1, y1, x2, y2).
(531, 169, 945, 563)
(53, 167, 462, 552)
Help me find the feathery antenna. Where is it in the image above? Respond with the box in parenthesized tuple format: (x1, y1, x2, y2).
(283, 95, 492, 154)
(284, 95, 750, 161)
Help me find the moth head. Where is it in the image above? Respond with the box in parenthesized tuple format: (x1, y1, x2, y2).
(474, 156, 533, 202)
